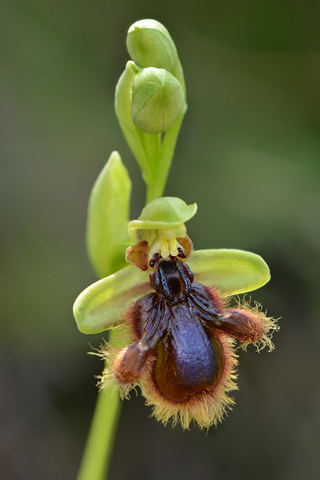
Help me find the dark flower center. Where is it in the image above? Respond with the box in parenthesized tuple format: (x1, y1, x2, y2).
(132, 256, 225, 403)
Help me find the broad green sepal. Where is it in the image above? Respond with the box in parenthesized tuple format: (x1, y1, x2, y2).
(86, 151, 131, 279)
(131, 67, 184, 134)
(73, 265, 151, 334)
(188, 249, 270, 295)
(128, 197, 197, 244)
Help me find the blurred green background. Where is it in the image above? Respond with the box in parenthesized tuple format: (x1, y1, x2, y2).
(1, 1, 320, 479)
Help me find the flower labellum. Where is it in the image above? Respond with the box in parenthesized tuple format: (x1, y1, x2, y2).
(99, 251, 277, 429)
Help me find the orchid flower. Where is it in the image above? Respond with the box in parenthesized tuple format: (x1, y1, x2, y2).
(74, 197, 278, 429)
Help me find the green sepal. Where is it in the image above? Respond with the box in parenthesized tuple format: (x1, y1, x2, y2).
(73, 265, 151, 334)
(187, 249, 270, 295)
(86, 151, 131, 279)
(128, 197, 197, 244)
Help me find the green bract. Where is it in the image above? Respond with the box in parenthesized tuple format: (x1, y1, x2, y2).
(131, 68, 184, 134)
(115, 61, 154, 183)
(86, 152, 131, 278)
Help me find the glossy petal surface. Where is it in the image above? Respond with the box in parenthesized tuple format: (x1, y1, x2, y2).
(73, 265, 150, 334)
(188, 249, 270, 295)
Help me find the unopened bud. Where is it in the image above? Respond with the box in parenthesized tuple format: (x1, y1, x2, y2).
(127, 19, 177, 73)
(131, 67, 184, 134)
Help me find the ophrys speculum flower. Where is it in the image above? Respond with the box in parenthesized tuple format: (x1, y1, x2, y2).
(73, 197, 278, 429)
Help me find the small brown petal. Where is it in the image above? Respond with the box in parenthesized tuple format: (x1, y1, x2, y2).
(125, 240, 149, 271)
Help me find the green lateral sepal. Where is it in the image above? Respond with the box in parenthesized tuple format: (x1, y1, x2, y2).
(188, 249, 270, 295)
(73, 265, 150, 334)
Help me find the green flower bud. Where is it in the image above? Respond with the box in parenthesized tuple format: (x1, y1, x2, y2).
(127, 19, 177, 74)
(131, 67, 184, 134)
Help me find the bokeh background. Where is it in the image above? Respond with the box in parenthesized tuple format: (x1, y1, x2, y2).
(1, 1, 320, 479)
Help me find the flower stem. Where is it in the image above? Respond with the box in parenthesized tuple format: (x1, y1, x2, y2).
(145, 106, 186, 204)
(77, 332, 122, 480)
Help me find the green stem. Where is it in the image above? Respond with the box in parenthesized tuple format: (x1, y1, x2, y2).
(145, 105, 186, 204)
(77, 331, 122, 480)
